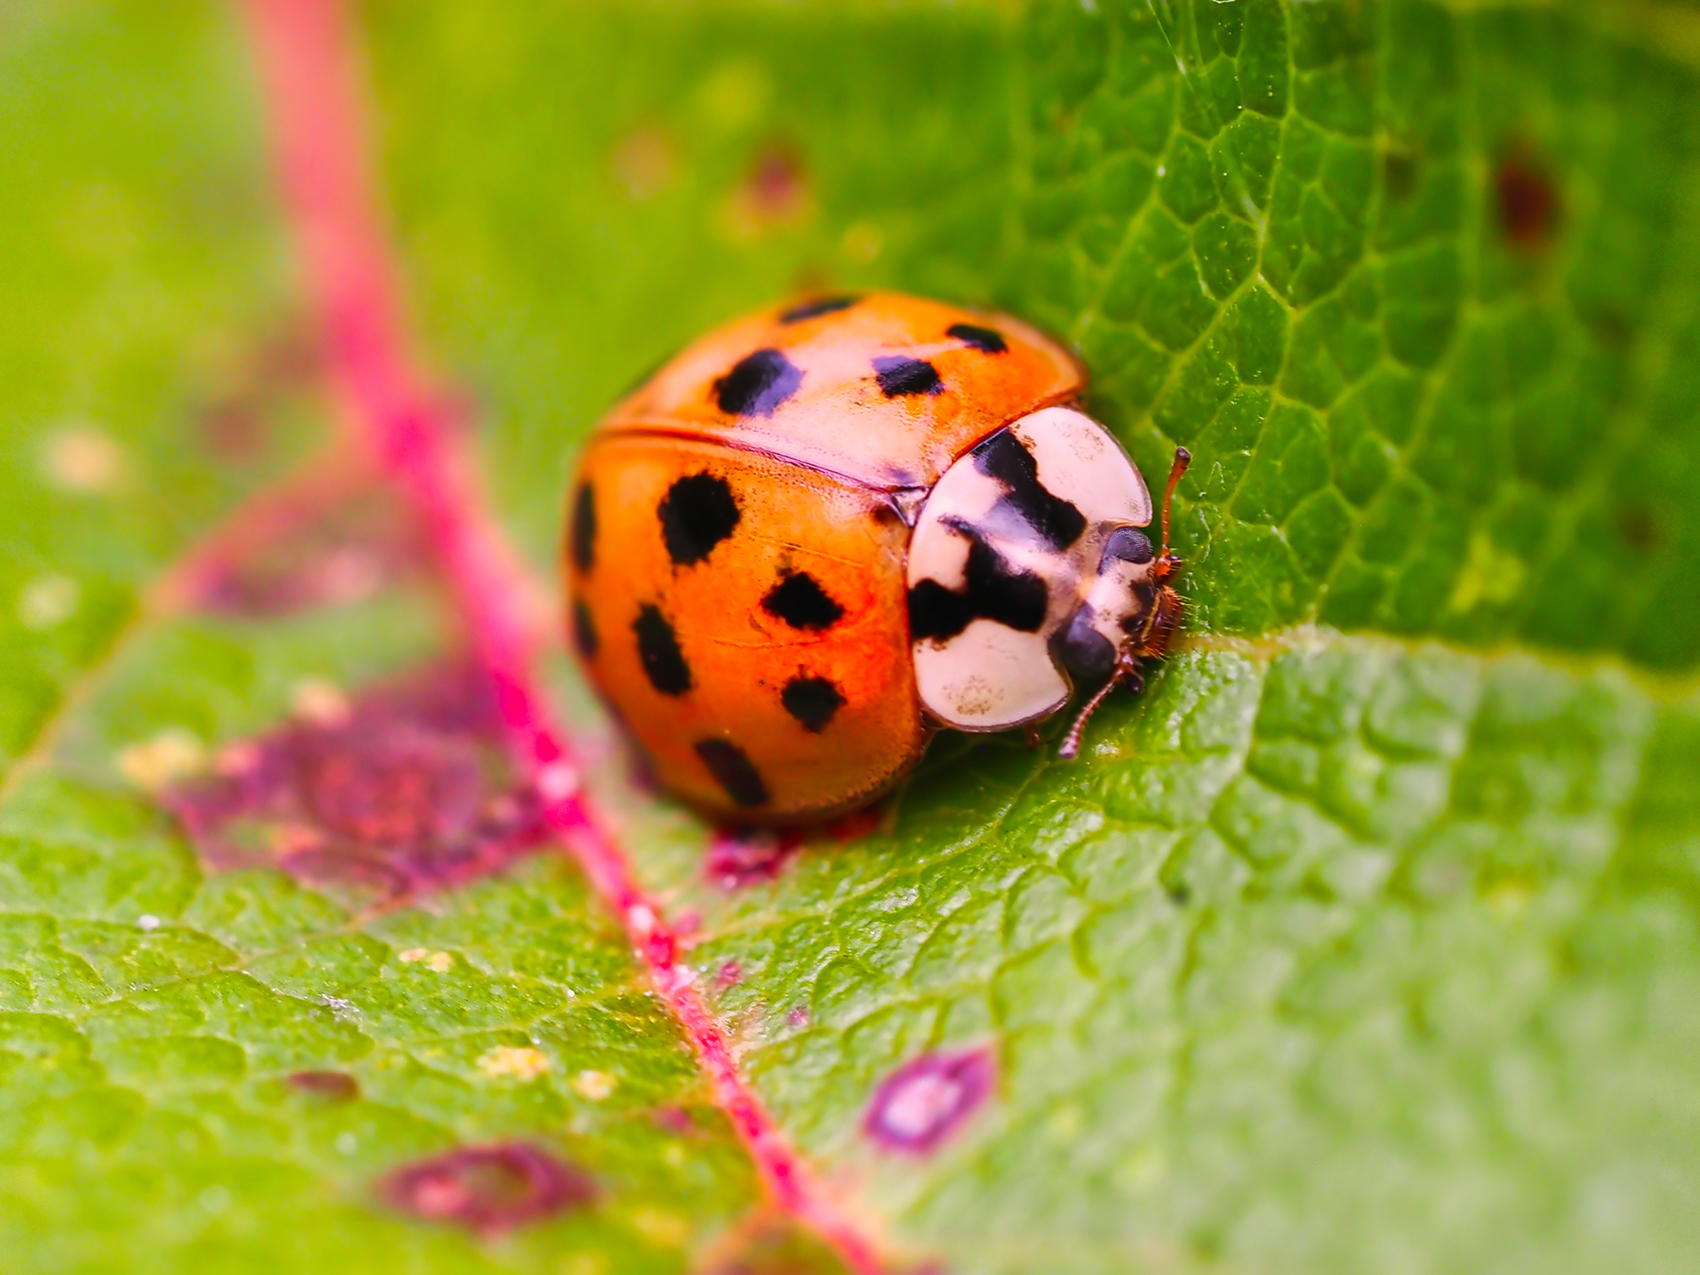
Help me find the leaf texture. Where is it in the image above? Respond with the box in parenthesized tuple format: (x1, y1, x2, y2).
(5, 1, 1700, 1273)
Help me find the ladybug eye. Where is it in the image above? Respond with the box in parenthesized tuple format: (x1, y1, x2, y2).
(1101, 527, 1153, 567)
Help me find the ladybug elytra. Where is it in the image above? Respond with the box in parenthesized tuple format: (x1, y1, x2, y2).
(566, 293, 1188, 822)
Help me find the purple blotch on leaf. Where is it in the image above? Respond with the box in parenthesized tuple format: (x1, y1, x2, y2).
(163, 664, 552, 909)
(706, 826, 800, 889)
(378, 1143, 594, 1236)
(199, 488, 423, 617)
(651, 1105, 697, 1136)
(865, 1047, 995, 1155)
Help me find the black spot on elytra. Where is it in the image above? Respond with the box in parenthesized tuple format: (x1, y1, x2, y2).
(659, 473, 740, 566)
(781, 676, 844, 733)
(780, 295, 858, 324)
(572, 599, 598, 659)
(634, 605, 692, 696)
(873, 356, 944, 398)
(714, 347, 803, 417)
(907, 524, 1049, 642)
(761, 570, 844, 631)
(570, 483, 596, 573)
(695, 739, 769, 807)
(973, 429, 1086, 549)
(946, 322, 1008, 354)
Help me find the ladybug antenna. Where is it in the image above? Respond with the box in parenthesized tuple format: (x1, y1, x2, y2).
(1159, 446, 1191, 559)
(1058, 649, 1138, 761)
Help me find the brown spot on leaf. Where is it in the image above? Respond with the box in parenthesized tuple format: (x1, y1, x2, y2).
(1494, 149, 1560, 247)
(378, 1143, 594, 1236)
(198, 327, 320, 462)
(613, 129, 676, 201)
(746, 146, 807, 220)
(1382, 148, 1418, 202)
(162, 664, 551, 910)
(289, 1070, 359, 1101)
(719, 144, 811, 240)
(1616, 503, 1665, 552)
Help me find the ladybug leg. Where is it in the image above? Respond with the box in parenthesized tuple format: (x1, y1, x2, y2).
(1024, 723, 1045, 749)
(1057, 647, 1140, 760)
(1122, 661, 1146, 697)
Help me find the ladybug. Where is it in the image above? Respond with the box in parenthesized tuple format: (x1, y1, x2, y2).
(566, 293, 1189, 822)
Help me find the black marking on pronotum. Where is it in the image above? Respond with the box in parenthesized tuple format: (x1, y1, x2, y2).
(907, 522, 1049, 642)
(695, 739, 769, 807)
(634, 605, 692, 695)
(761, 570, 844, 631)
(572, 599, 599, 659)
(570, 483, 596, 573)
(658, 472, 740, 566)
(780, 295, 858, 324)
(714, 347, 803, 417)
(1101, 526, 1153, 566)
(781, 676, 844, 733)
(873, 356, 944, 398)
(973, 429, 1086, 549)
(946, 322, 1008, 354)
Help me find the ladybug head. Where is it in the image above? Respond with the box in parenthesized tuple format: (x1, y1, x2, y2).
(1050, 446, 1189, 686)
(1052, 446, 1190, 759)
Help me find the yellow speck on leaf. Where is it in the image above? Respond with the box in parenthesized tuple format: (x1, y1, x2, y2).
(627, 1208, 688, 1248)
(571, 1069, 616, 1101)
(478, 1045, 550, 1081)
(1448, 529, 1526, 613)
(42, 425, 128, 494)
(291, 677, 351, 726)
(117, 729, 207, 791)
(17, 575, 80, 629)
(398, 948, 453, 972)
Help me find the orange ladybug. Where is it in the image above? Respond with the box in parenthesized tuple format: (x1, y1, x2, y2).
(566, 293, 1188, 822)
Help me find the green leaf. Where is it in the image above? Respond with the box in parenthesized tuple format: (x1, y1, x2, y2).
(8, 0, 1700, 1272)
(0, 5, 791, 1272)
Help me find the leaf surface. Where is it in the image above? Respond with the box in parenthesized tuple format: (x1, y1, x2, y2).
(6, 1, 1700, 1273)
